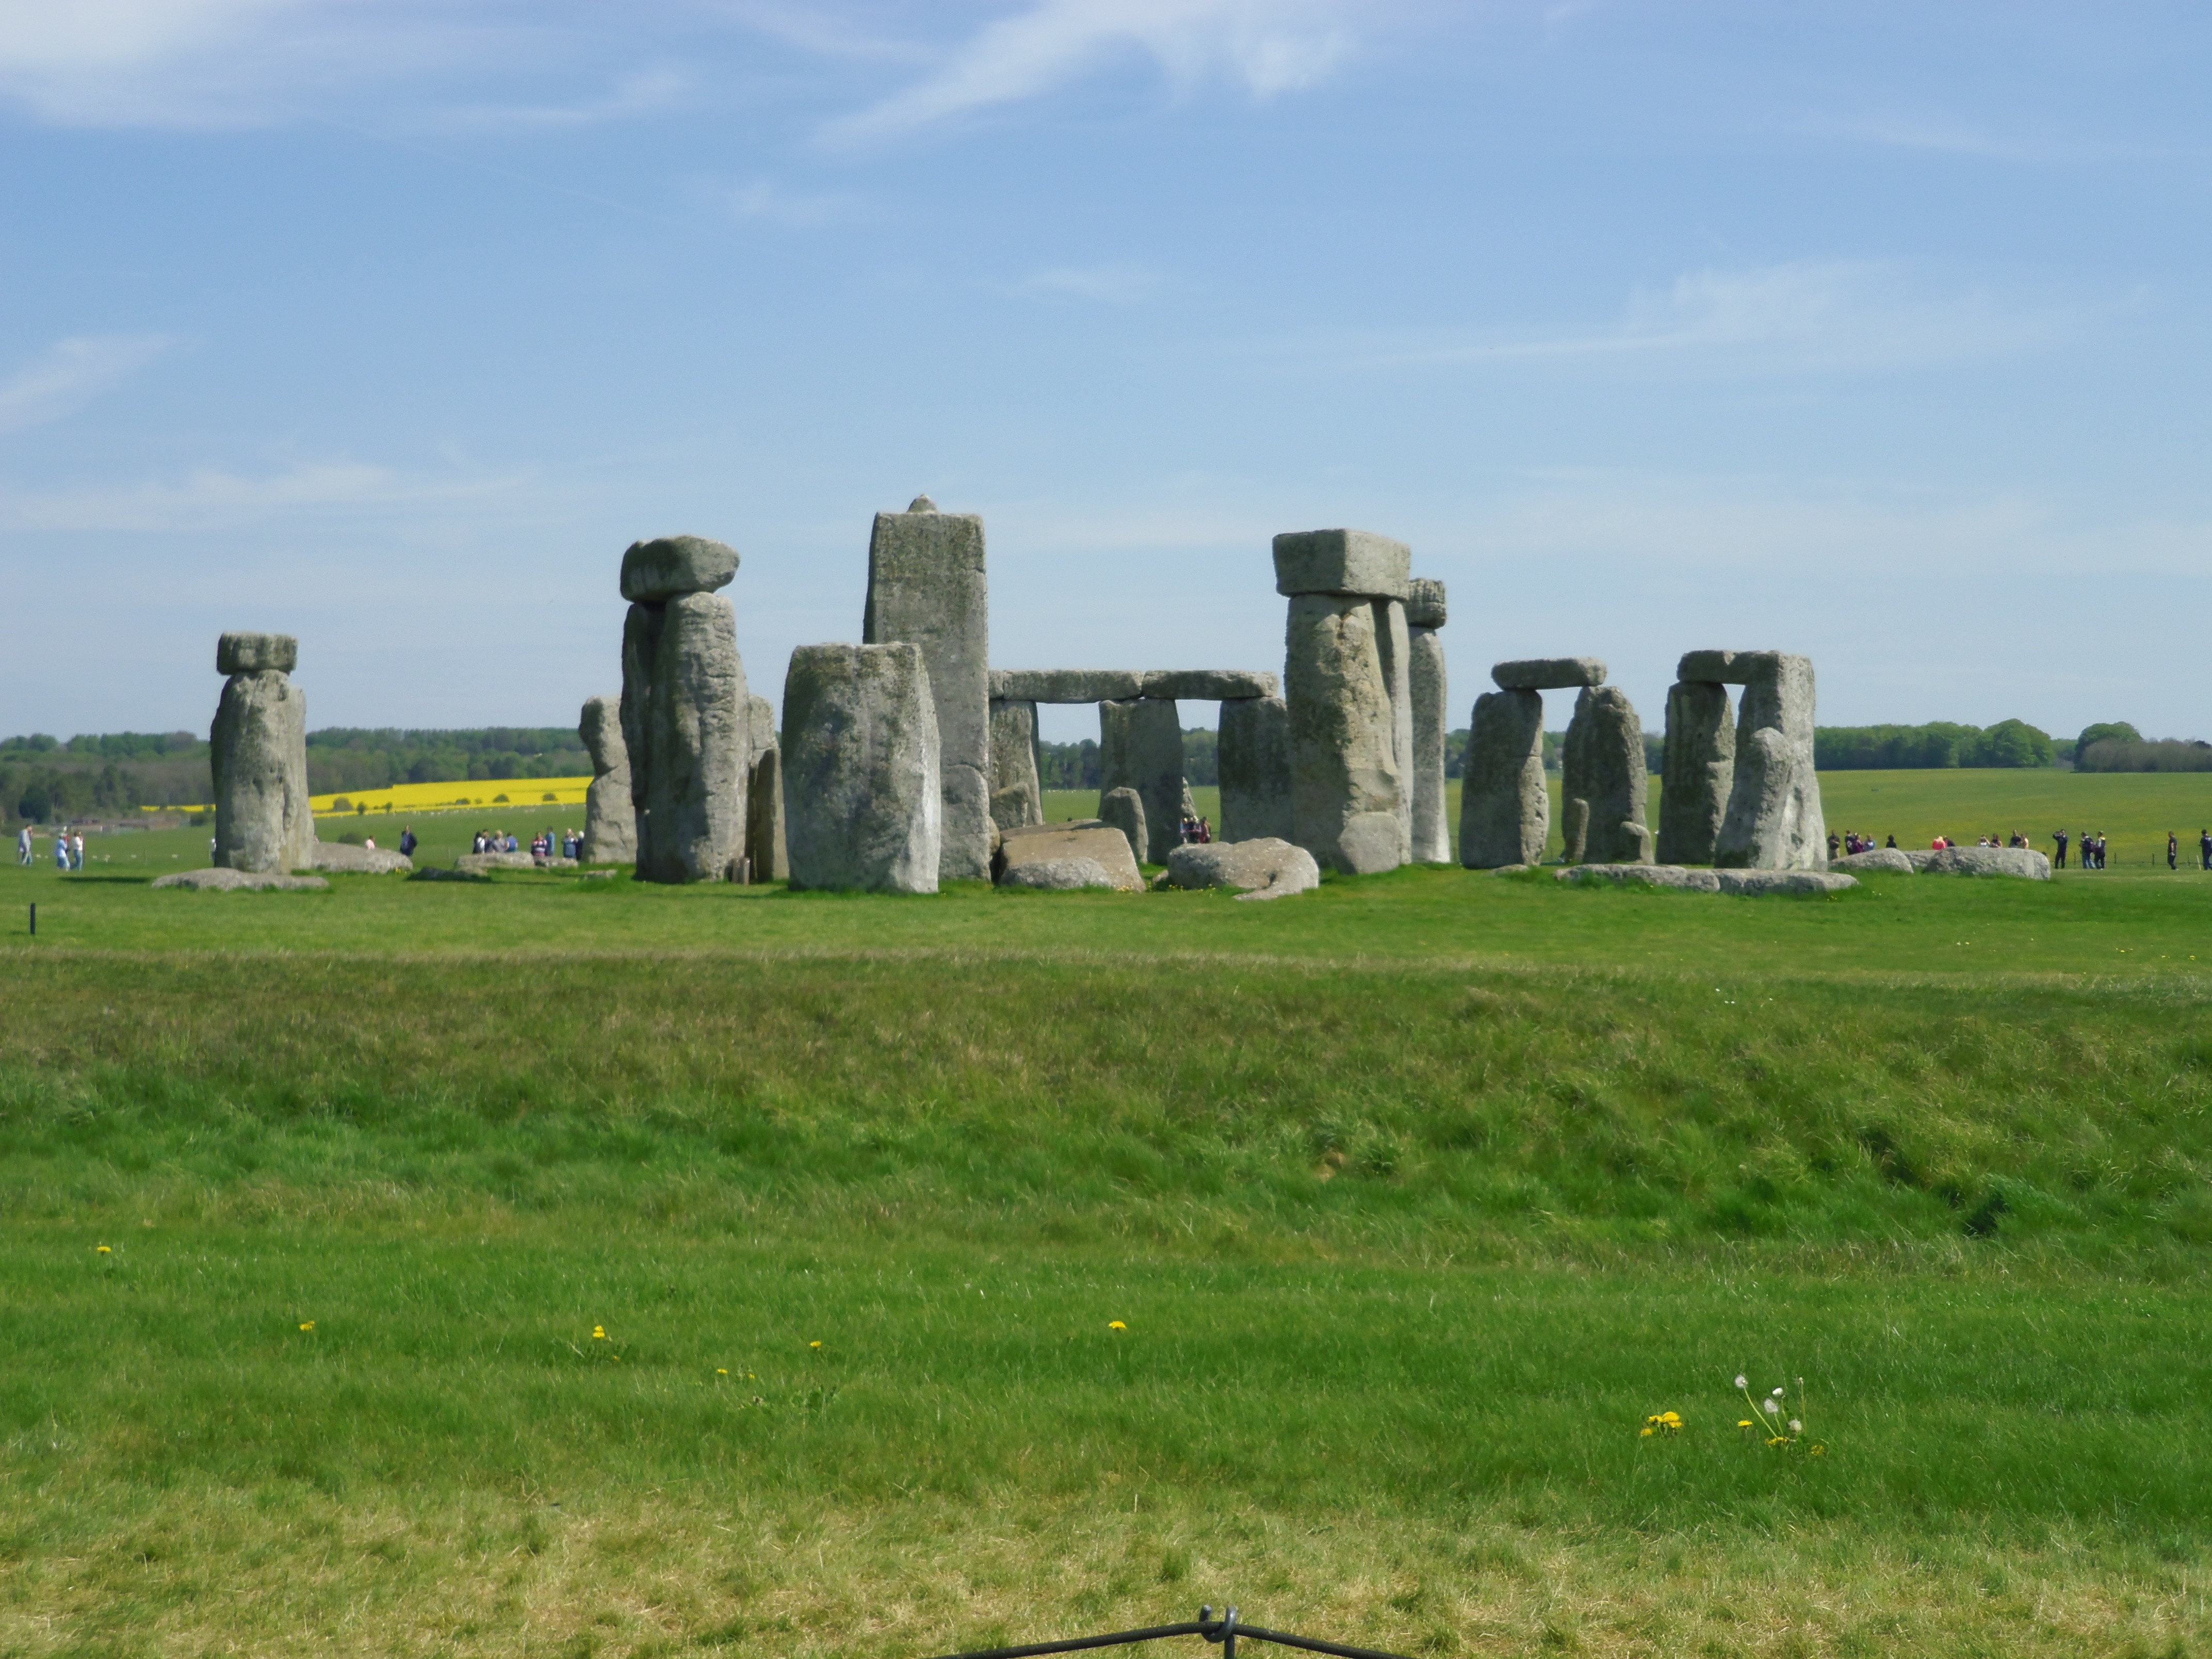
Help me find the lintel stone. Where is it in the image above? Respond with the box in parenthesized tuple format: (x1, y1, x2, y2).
(620, 535, 739, 603)
(1491, 657, 1607, 691)
(1272, 529, 1411, 600)
(217, 631, 298, 675)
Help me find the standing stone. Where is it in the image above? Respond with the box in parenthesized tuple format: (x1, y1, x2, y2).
(1656, 681, 1734, 865)
(1377, 597, 1414, 864)
(1405, 578, 1449, 863)
(578, 693, 637, 865)
(1714, 653, 1826, 870)
(210, 631, 313, 873)
(863, 496, 990, 883)
(1458, 688, 1546, 868)
(1218, 695, 1293, 844)
(619, 538, 751, 884)
(1099, 786, 1148, 873)
(1562, 686, 1651, 865)
(745, 693, 787, 882)
(1100, 697, 1183, 864)
(782, 643, 941, 894)
(1560, 798, 1591, 866)
(989, 697, 1043, 831)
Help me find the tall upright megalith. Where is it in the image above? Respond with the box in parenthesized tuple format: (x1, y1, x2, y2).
(745, 693, 788, 882)
(1562, 685, 1651, 865)
(1405, 577, 1449, 863)
(1656, 676, 1734, 865)
(1218, 695, 1293, 844)
(210, 630, 314, 873)
(782, 643, 941, 894)
(618, 534, 751, 884)
(1276, 528, 1412, 875)
(578, 693, 636, 865)
(1458, 689, 1546, 868)
(864, 496, 989, 882)
(1100, 696, 1183, 864)
(988, 697, 1043, 831)
(1714, 652, 1825, 870)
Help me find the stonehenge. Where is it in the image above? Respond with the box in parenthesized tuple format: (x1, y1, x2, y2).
(579, 693, 637, 865)
(620, 536, 752, 884)
(1100, 697, 1184, 864)
(1705, 652, 1826, 871)
(1217, 695, 1292, 843)
(988, 697, 1043, 831)
(745, 693, 788, 882)
(781, 643, 941, 894)
(1405, 578, 1449, 863)
(1099, 785, 1147, 873)
(210, 630, 314, 874)
(1655, 680, 1733, 865)
(1459, 687, 1547, 868)
(994, 822, 1143, 892)
(1562, 685, 1651, 866)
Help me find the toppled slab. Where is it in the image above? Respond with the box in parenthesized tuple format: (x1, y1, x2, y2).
(1556, 864, 1856, 896)
(311, 842, 414, 874)
(998, 857, 1119, 891)
(993, 823, 1144, 892)
(1164, 837, 1322, 901)
(1492, 657, 1606, 691)
(1923, 846, 2052, 880)
(153, 868, 328, 892)
(1717, 869, 1856, 896)
(1831, 848, 1915, 874)
(411, 867, 489, 883)
(454, 852, 577, 874)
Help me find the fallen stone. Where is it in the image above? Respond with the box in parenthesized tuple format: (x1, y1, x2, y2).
(620, 534, 738, 603)
(623, 590, 751, 883)
(1715, 869, 1857, 896)
(1831, 848, 1915, 874)
(1099, 785, 1148, 872)
(454, 852, 576, 874)
(1922, 846, 2053, 880)
(153, 867, 328, 891)
(1218, 695, 1293, 844)
(1491, 657, 1606, 691)
(1555, 864, 1722, 892)
(212, 663, 314, 874)
(990, 669, 1145, 703)
(1164, 837, 1321, 901)
(1404, 576, 1447, 630)
(579, 693, 637, 865)
(310, 842, 413, 874)
(1656, 680, 1735, 866)
(216, 631, 298, 675)
(1459, 688, 1547, 868)
(1100, 697, 1184, 863)
(1272, 528, 1411, 599)
(1285, 593, 1408, 874)
(1563, 685, 1650, 866)
(1139, 669, 1280, 701)
(993, 824, 1143, 892)
(782, 642, 941, 894)
(997, 856, 1119, 891)
(410, 867, 489, 883)
(1714, 653, 1826, 871)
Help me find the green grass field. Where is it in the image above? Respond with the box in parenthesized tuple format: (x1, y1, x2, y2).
(6, 770, 2212, 1658)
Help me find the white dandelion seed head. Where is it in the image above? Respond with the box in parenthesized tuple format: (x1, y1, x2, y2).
(1790, 1420, 1803, 1433)
(1735, 1375, 1748, 1389)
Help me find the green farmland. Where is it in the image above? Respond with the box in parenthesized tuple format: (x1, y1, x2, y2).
(6, 769, 2212, 1658)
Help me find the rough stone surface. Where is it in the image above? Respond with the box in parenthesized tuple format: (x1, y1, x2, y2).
(744, 693, 787, 882)
(1099, 785, 1148, 873)
(988, 697, 1043, 831)
(1218, 695, 1293, 844)
(1677, 649, 1745, 684)
(1923, 846, 2053, 880)
(309, 842, 413, 873)
(1284, 593, 1408, 875)
(1492, 657, 1607, 691)
(1714, 653, 1826, 871)
(1459, 688, 1547, 869)
(992, 824, 1143, 892)
(1379, 598, 1414, 863)
(1656, 680, 1735, 865)
(1272, 529, 1411, 600)
(1100, 697, 1184, 864)
(1560, 796, 1590, 864)
(1164, 837, 1321, 901)
(1556, 864, 1723, 892)
(990, 669, 1144, 703)
(409, 867, 489, 884)
(1140, 669, 1280, 701)
(154, 867, 327, 891)
(619, 535, 738, 603)
(1404, 576, 1447, 630)
(1562, 685, 1651, 865)
(1831, 847, 1916, 874)
(997, 856, 1118, 891)
(1409, 623, 1449, 862)
(781, 642, 941, 894)
(216, 631, 297, 675)
(1716, 868, 1856, 896)
(579, 693, 637, 865)
(864, 502, 990, 882)
(454, 852, 576, 874)
(621, 591, 751, 884)
(212, 666, 314, 874)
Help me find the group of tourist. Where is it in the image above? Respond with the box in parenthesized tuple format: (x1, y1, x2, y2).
(2052, 830, 2110, 869)
(19, 824, 86, 868)
(1831, 831, 1896, 857)
(1178, 814, 1213, 845)
(473, 827, 581, 862)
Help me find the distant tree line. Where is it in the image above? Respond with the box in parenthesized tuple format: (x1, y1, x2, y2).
(2070, 722, 2212, 772)
(1813, 719, 2055, 770)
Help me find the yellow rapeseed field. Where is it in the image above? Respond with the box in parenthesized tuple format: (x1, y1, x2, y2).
(144, 776, 594, 817)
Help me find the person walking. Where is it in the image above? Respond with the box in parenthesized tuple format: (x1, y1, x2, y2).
(2170, 832, 2180, 871)
(15, 824, 30, 866)
(71, 831, 84, 869)
(54, 827, 70, 870)
(2201, 829, 2211, 871)
(2053, 829, 2068, 868)
(398, 825, 416, 858)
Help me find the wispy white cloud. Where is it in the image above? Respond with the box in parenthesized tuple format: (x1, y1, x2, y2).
(0, 334, 176, 434)
(999, 262, 1165, 305)
(0, 458, 530, 533)
(818, 0, 1355, 149)
(431, 67, 695, 133)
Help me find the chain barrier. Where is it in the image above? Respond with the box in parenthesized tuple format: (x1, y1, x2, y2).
(923, 1605, 1413, 1659)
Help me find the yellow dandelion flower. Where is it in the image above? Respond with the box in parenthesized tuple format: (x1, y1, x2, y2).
(717, 1368, 728, 1375)
(1738, 1420, 1754, 1428)
(1639, 1426, 1654, 1437)
(592, 1326, 607, 1340)
(299, 1321, 315, 1332)
(809, 1340, 822, 1349)
(95, 1245, 111, 1254)
(1109, 1321, 1127, 1331)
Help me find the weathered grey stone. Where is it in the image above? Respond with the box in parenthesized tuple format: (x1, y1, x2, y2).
(1284, 594, 1407, 875)
(993, 824, 1143, 892)
(620, 534, 738, 603)
(579, 693, 637, 865)
(1409, 619, 1448, 863)
(1218, 695, 1292, 844)
(1492, 657, 1606, 691)
(1716, 868, 1856, 896)
(1100, 697, 1183, 864)
(1164, 837, 1321, 901)
(309, 842, 413, 873)
(988, 697, 1043, 831)
(1560, 796, 1589, 864)
(1677, 649, 1743, 684)
(864, 501, 989, 882)
(1272, 528, 1411, 599)
(1099, 785, 1148, 872)
(991, 669, 1145, 703)
(743, 693, 787, 882)
(621, 591, 751, 884)
(1459, 688, 1547, 869)
(216, 631, 297, 675)
(1556, 864, 1722, 892)
(1562, 686, 1650, 865)
(455, 851, 576, 874)
(782, 642, 941, 894)
(1379, 598, 1414, 864)
(1831, 848, 1915, 875)
(154, 867, 327, 891)
(212, 665, 314, 874)
(1140, 669, 1280, 701)
(408, 867, 489, 883)
(998, 856, 1119, 891)
(1922, 846, 2052, 880)
(1714, 653, 1826, 871)
(1404, 577, 1447, 630)
(1656, 680, 1735, 865)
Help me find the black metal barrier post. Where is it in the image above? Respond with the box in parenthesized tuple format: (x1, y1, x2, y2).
(923, 1605, 1413, 1659)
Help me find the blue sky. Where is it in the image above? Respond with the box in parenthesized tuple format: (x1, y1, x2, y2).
(3, 1, 2208, 747)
